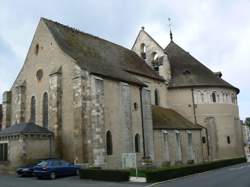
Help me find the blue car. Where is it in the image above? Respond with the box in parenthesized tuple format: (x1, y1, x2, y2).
(33, 159, 80, 179)
(16, 160, 42, 177)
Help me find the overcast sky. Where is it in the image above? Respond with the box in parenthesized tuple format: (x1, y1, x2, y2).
(0, 0, 249, 119)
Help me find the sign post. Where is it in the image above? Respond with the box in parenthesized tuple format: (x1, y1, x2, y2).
(122, 153, 138, 178)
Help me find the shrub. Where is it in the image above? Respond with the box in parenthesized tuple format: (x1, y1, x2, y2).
(145, 157, 246, 183)
(79, 169, 130, 182)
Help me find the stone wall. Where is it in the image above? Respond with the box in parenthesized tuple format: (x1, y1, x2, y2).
(120, 82, 133, 153)
(141, 88, 154, 159)
(2, 91, 12, 128)
(0, 134, 53, 172)
(153, 129, 204, 166)
(49, 67, 62, 158)
(90, 76, 106, 167)
(14, 81, 26, 124)
(167, 87, 244, 160)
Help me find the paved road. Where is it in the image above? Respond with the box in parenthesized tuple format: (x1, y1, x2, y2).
(1, 163, 250, 187)
(0, 175, 144, 187)
(150, 163, 250, 187)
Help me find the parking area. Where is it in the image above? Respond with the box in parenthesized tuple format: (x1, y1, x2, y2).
(0, 174, 146, 187)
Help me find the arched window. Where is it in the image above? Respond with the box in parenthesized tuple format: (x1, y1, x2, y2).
(106, 131, 113, 155)
(154, 89, 160, 106)
(42, 92, 49, 129)
(201, 93, 204, 103)
(140, 43, 146, 53)
(30, 96, 36, 123)
(135, 134, 140, 153)
(140, 43, 146, 59)
(211, 92, 216, 103)
(222, 93, 225, 103)
(151, 52, 158, 61)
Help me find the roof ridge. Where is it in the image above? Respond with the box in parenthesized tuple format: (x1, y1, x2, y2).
(42, 17, 140, 57)
(131, 28, 164, 50)
(42, 17, 164, 82)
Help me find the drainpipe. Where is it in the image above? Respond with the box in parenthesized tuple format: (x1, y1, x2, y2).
(191, 88, 197, 124)
(139, 87, 146, 158)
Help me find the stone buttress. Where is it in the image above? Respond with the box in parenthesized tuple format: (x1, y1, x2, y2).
(49, 67, 62, 158)
(14, 81, 26, 124)
(2, 91, 12, 128)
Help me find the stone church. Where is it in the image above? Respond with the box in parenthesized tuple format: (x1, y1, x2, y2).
(0, 18, 244, 171)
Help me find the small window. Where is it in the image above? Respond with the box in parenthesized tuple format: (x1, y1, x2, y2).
(140, 43, 146, 59)
(202, 136, 206, 144)
(211, 92, 216, 103)
(0, 143, 8, 161)
(134, 102, 138, 111)
(154, 89, 160, 106)
(106, 131, 113, 155)
(35, 44, 39, 55)
(135, 134, 140, 153)
(227, 136, 231, 144)
(36, 69, 43, 81)
(151, 52, 158, 61)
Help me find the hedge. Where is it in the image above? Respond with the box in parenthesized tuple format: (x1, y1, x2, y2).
(79, 169, 130, 182)
(145, 157, 246, 183)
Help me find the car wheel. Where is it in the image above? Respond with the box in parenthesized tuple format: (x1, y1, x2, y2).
(50, 172, 56, 180)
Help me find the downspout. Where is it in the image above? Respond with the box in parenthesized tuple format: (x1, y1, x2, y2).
(191, 88, 197, 124)
(139, 87, 146, 158)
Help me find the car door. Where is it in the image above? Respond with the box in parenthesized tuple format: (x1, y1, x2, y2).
(51, 160, 62, 176)
(61, 161, 74, 176)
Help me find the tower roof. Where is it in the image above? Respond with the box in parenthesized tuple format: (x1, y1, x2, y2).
(42, 18, 164, 86)
(164, 41, 239, 93)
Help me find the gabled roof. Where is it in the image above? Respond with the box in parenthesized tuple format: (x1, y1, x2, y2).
(42, 18, 164, 85)
(164, 41, 239, 93)
(132, 28, 164, 51)
(0, 122, 53, 136)
(152, 106, 202, 130)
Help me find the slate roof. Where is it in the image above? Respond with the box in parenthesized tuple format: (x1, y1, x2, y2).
(42, 18, 164, 86)
(164, 41, 239, 93)
(0, 122, 53, 136)
(152, 106, 202, 130)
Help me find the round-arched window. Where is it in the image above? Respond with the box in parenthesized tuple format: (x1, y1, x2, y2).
(36, 69, 43, 81)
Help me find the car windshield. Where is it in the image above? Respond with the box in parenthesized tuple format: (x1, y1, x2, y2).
(37, 161, 48, 167)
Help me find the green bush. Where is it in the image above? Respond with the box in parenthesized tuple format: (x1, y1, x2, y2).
(79, 169, 130, 182)
(145, 157, 246, 183)
(128, 169, 146, 177)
